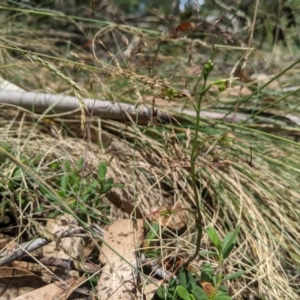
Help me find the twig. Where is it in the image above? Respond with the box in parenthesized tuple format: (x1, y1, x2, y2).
(0, 228, 84, 266)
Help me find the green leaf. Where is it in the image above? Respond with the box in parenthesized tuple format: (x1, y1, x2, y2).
(156, 278, 177, 299)
(216, 273, 223, 283)
(103, 178, 114, 193)
(155, 286, 165, 298)
(212, 275, 217, 287)
(98, 162, 107, 181)
(201, 263, 214, 282)
(176, 285, 191, 300)
(60, 174, 69, 193)
(206, 227, 222, 253)
(144, 249, 161, 258)
(72, 183, 79, 191)
(164, 88, 175, 99)
(146, 223, 160, 239)
(57, 190, 65, 197)
(91, 180, 98, 188)
(49, 162, 59, 170)
(77, 158, 84, 169)
(191, 286, 209, 300)
(63, 159, 71, 172)
(222, 243, 234, 260)
(78, 205, 87, 213)
(201, 263, 214, 274)
(222, 225, 240, 259)
(222, 270, 245, 281)
(69, 174, 79, 186)
(178, 268, 197, 290)
(13, 168, 22, 178)
(81, 193, 91, 202)
(44, 193, 58, 201)
(89, 274, 99, 286)
(218, 286, 228, 293)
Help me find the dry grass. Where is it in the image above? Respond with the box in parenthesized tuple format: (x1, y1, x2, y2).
(0, 3, 300, 299)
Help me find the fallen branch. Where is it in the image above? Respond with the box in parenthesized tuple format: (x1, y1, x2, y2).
(17, 256, 100, 274)
(0, 90, 170, 124)
(0, 227, 87, 266)
(1, 90, 300, 126)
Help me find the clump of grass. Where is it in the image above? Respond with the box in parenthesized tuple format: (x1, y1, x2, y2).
(0, 3, 299, 299)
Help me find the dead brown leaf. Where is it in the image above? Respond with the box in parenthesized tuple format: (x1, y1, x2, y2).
(0, 267, 45, 299)
(14, 276, 85, 300)
(147, 203, 189, 232)
(97, 219, 144, 299)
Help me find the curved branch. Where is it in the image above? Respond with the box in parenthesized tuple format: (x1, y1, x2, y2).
(1, 90, 300, 126)
(0, 90, 168, 124)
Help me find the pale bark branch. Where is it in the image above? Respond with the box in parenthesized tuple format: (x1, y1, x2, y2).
(1, 90, 300, 126)
(0, 90, 169, 124)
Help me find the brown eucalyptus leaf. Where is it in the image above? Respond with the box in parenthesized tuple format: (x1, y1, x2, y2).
(0, 267, 44, 288)
(97, 219, 144, 300)
(0, 283, 33, 299)
(43, 214, 82, 261)
(14, 276, 82, 300)
(140, 279, 164, 300)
